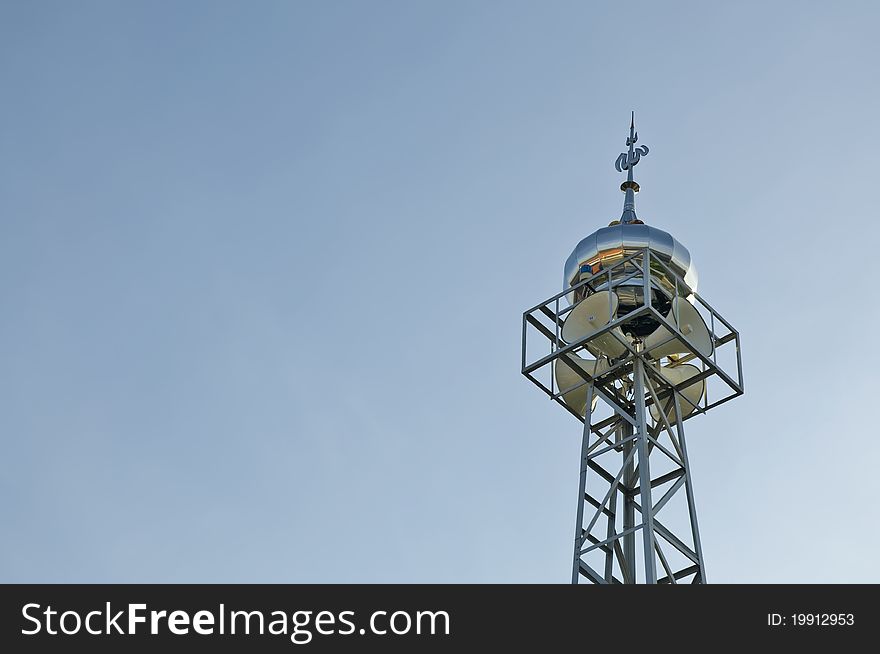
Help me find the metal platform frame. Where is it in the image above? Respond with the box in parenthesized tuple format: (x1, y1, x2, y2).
(521, 248, 743, 584)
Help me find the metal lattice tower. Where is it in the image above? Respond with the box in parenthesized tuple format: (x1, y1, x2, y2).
(521, 116, 743, 584)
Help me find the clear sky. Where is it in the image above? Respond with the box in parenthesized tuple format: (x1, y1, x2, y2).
(1, 1, 878, 583)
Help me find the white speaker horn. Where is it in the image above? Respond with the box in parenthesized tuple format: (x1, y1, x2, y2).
(648, 362, 705, 423)
(560, 291, 628, 358)
(642, 296, 713, 360)
(554, 354, 609, 417)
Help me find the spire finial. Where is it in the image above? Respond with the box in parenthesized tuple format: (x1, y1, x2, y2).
(614, 113, 649, 224)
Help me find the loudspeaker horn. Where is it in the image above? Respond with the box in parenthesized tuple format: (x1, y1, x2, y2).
(560, 291, 628, 358)
(642, 296, 713, 360)
(554, 354, 609, 417)
(648, 362, 705, 423)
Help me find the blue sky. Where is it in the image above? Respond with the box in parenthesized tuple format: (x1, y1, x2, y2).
(1, 1, 878, 582)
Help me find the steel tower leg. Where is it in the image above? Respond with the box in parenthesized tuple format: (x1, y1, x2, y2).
(633, 356, 657, 584)
(571, 385, 594, 584)
(673, 389, 706, 583)
(622, 423, 636, 584)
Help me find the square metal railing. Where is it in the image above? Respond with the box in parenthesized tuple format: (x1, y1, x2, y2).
(522, 248, 743, 426)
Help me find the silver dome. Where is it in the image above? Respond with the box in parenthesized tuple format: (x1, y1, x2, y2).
(563, 222, 698, 304)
